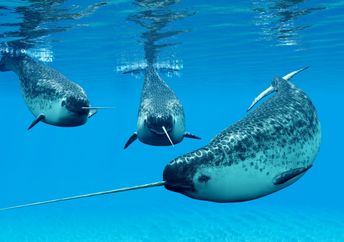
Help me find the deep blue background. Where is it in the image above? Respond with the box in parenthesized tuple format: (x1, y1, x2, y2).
(0, 0, 343, 241)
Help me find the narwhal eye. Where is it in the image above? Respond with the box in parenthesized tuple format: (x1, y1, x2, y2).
(198, 175, 210, 183)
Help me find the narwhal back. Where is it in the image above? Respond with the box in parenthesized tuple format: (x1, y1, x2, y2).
(211, 77, 321, 168)
(139, 66, 184, 118)
(0, 53, 86, 101)
(163, 75, 321, 202)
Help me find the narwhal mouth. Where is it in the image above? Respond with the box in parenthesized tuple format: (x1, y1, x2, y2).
(149, 126, 172, 135)
(149, 125, 175, 146)
(163, 164, 195, 193)
(164, 181, 195, 193)
(64, 97, 90, 116)
(68, 107, 89, 116)
(145, 115, 174, 133)
(144, 115, 175, 146)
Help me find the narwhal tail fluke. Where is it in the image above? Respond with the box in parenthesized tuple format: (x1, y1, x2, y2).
(0, 181, 165, 212)
(282, 66, 309, 81)
(247, 67, 309, 111)
(247, 86, 274, 112)
(117, 62, 182, 75)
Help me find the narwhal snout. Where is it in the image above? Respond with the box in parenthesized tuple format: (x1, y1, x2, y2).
(64, 96, 90, 116)
(163, 159, 195, 194)
(146, 114, 173, 134)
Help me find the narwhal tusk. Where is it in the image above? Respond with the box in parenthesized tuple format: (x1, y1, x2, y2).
(82, 106, 114, 110)
(0, 181, 165, 212)
(162, 126, 174, 147)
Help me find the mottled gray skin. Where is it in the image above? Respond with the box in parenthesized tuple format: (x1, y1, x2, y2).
(0, 54, 90, 127)
(163, 77, 321, 202)
(136, 66, 185, 146)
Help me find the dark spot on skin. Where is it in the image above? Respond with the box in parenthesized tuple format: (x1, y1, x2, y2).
(274, 126, 282, 133)
(282, 152, 287, 159)
(235, 142, 247, 153)
(198, 175, 211, 183)
(270, 120, 276, 126)
(255, 135, 262, 143)
(296, 119, 304, 128)
(250, 162, 254, 166)
(238, 153, 245, 161)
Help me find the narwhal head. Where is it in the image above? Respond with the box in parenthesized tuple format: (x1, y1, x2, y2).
(146, 114, 173, 135)
(163, 147, 215, 198)
(59, 92, 90, 126)
(137, 103, 185, 146)
(163, 146, 237, 202)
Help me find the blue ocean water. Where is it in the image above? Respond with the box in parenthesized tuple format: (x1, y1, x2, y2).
(0, 0, 343, 241)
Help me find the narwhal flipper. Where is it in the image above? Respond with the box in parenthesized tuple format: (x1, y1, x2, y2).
(184, 132, 201, 140)
(124, 132, 138, 149)
(82, 106, 114, 119)
(28, 114, 45, 130)
(247, 67, 309, 111)
(273, 165, 312, 185)
(88, 109, 97, 118)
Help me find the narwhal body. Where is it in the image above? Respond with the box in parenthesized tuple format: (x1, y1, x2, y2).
(163, 67, 321, 202)
(124, 66, 199, 148)
(0, 53, 97, 129)
(0, 68, 321, 211)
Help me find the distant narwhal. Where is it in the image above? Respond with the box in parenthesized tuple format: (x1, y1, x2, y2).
(124, 65, 200, 149)
(0, 53, 107, 129)
(0, 67, 321, 211)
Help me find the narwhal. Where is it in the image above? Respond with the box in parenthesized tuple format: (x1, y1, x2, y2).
(0, 67, 321, 211)
(163, 66, 321, 202)
(0, 53, 107, 129)
(124, 65, 200, 149)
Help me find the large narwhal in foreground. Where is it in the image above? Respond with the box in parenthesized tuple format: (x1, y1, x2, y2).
(0, 67, 321, 211)
(163, 67, 321, 202)
(123, 65, 200, 149)
(0, 53, 103, 129)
